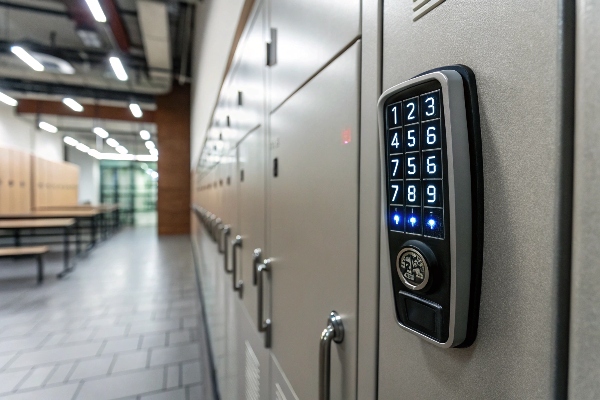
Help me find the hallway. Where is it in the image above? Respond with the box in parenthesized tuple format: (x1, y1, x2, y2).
(0, 228, 204, 399)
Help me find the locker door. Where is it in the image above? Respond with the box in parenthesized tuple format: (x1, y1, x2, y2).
(235, 126, 269, 399)
(378, 1, 572, 399)
(21, 153, 31, 213)
(0, 148, 8, 213)
(267, 42, 360, 399)
(7, 148, 18, 213)
(269, 0, 360, 111)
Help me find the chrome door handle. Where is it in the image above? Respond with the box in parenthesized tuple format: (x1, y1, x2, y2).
(213, 218, 222, 241)
(252, 248, 262, 285)
(319, 311, 344, 400)
(231, 236, 243, 297)
(219, 225, 230, 254)
(257, 258, 272, 348)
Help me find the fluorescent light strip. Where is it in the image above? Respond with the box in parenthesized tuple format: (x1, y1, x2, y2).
(84, 0, 106, 22)
(39, 122, 57, 133)
(115, 146, 128, 154)
(62, 98, 83, 112)
(129, 103, 142, 118)
(63, 136, 78, 146)
(139, 130, 151, 140)
(109, 57, 128, 81)
(93, 127, 109, 138)
(90, 153, 158, 162)
(149, 148, 158, 156)
(145, 141, 155, 149)
(105, 138, 119, 147)
(0, 91, 17, 106)
(76, 143, 90, 152)
(11, 46, 44, 71)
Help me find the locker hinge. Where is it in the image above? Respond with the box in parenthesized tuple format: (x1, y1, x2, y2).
(267, 28, 277, 67)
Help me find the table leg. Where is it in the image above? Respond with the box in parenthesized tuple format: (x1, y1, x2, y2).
(14, 229, 20, 247)
(58, 226, 71, 278)
(75, 219, 81, 255)
(92, 216, 98, 247)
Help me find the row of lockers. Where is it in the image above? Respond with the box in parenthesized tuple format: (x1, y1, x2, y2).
(0, 146, 79, 214)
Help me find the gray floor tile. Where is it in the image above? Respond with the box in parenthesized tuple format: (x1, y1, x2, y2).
(17, 365, 54, 390)
(140, 387, 186, 400)
(187, 383, 203, 400)
(0, 353, 17, 369)
(182, 317, 198, 329)
(0, 335, 47, 354)
(62, 328, 96, 344)
(129, 320, 182, 335)
(44, 362, 75, 385)
(41, 333, 68, 348)
(166, 365, 179, 389)
(149, 343, 200, 367)
(141, 333, 167, 349)
(111, 351, 149, 373)
(68, 356, 113, 381)
(0, 383, 79, 400)
(8, 341, 103, 369)
(76, 368, 164, 399)
(167, 330, 190, 346)
(182, 361, 201, 386)
(101, 336, 141, 355)
(0, 369, 30, 394)
(91, 325, 128, 340)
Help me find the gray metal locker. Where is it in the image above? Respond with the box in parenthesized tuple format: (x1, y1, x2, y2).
(268, 0, 360, 111)
(378, 1, 573, 399)
(265, 41, 361, 399)
(568, 1, 599, 397)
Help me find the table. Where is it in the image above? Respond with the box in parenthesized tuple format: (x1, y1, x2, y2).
(0, 218, 76, 277)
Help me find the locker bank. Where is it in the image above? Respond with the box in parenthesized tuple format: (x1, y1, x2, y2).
(0, 0, 596, 398)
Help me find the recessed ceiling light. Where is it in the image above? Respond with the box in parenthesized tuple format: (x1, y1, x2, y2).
(129, 103, 142, 118)
(140, 130, 151, 140)
(62, 98, 83, 112)
(93, 127, 109, 138)
(63, 136, 78, 146)
(0, 91, 17, 107)
(38, 122, 57, 133)
(84, 0, 106, 22)
(106, 138, 119, 147)
(109, 57, 128, 81)
(11, 46, 44, 71)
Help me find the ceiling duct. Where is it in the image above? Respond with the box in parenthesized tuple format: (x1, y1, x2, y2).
(136, 1, 172, 85)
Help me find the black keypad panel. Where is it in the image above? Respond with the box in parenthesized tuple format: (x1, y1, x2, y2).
(385, 89, 444, 239)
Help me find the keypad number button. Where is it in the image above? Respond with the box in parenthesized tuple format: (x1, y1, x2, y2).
(404, 125, 420, 152)
(387, 102, 402, 129)
(405, 153, 421, 179)
(388, 128, 402, 154)
(404, 97, 419, 124)
(389, 181, 404, 205)
(421, 120, 441, 150)
(389, 155, 404, 180)
(420, 91, 440, 120)
(422, 150, 442, 179)
(405, 181, 421, 207)
(423, 180, 443, 208)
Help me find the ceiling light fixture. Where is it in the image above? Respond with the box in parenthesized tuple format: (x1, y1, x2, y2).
(39, 122, 57, 133)
(63, 136, 78, 146)
(11, 46, 44, 71)
(105, 138, 119, 147)
(62, 98, 83, 112)
(139, 130, 151, 140)
(144, 141, 155, 149)
(115, 145, 128, 154)
(84, 0, 107, 22)
(93, 127, 109, 138)
(109, 57, 128, 81)
(0, 91, 17, 107)
(76, 143, 90, 152)
(149, 148, 158, 156)
(129, 103, 142, 118)
(87, 149, 101, 158)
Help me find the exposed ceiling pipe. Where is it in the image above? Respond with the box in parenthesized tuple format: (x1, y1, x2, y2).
(178, 3, 193, 85)
(136, 0, 172, 91)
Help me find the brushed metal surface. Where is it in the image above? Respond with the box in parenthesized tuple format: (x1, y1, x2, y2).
(379, 1, 572, 398)
(569, 0, 600, 398)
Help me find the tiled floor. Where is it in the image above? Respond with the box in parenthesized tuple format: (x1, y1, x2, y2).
(0, 227, 205, 399)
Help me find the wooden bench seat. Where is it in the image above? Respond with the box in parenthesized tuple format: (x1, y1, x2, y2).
(0, 246, 49, 283)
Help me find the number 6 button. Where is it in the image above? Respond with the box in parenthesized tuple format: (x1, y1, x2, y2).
(422, 150, 442, 179)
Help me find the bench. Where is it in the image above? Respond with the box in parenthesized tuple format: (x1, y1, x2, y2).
(0, 246, 49, 283)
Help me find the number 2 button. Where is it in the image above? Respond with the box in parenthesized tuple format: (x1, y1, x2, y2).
(404, 97, 419, 124)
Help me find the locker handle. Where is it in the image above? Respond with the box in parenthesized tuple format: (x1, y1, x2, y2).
(231, 236, 243, 297)
(319, 311, 344, 400)
(219, 225, 230, 254)
(213, 218, 222, 241)
(257, 258, 272, 348)
(252, 248, 262, 286)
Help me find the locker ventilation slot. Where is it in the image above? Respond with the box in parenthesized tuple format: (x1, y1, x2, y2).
(245, 341, 260, 400)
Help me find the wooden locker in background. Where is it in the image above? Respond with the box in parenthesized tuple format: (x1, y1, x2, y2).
(7, 148, 18, 214)
(21, 152, 31, 213)
(0, 147, 9, 214)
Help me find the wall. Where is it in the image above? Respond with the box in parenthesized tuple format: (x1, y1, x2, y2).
(157, 84, 191, 235)
(190, 0, 246, 168)
(0, 103, 63, 161)
(66, 146, 100, 205)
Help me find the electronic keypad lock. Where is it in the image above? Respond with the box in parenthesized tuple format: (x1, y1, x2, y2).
(378, 65, 483, 348)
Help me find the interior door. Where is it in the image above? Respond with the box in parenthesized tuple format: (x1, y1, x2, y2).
(267, 42, 361, 399)
(378, 1, 573, 398)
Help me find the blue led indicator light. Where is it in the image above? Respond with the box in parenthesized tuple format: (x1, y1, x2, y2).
(409, 216, 417, 226)
(393, 215, 400, 225)
(427, 219, 436, 229)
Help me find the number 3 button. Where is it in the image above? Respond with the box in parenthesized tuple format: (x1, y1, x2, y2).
(420, 90, 440, 120)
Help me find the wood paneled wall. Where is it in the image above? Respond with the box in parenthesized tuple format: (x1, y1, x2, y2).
(156, 84, 191, 235)
(0, 146, 79, 214)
